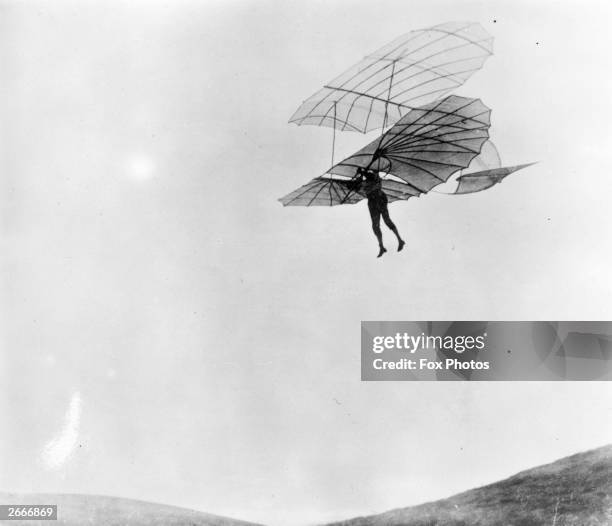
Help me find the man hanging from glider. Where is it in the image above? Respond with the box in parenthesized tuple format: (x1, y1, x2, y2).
(280, 24, 536, 257)
(350, 166, 405, 258)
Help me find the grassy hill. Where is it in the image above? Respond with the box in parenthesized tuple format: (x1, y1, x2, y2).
(0, 493, 262, 526)
(1, 445, 610, 525)
(325, 444, 612, 526)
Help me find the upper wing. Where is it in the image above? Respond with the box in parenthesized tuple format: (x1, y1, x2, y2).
(289, 21, 493, 133)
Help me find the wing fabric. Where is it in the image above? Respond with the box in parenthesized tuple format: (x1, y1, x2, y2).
(454, 163, 536, 194)
(289, 21, 493, 133)
(326, 95, 491, 196)
(280, 95, 491, 206)
(279, 177, 416, 206)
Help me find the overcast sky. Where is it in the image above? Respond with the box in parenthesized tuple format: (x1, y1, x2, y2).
(1, 1, 612, 525)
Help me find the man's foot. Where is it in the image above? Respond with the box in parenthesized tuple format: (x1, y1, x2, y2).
(377, 247, 387, 258)
(398, 240, 405, 252)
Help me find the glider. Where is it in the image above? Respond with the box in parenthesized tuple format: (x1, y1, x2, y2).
(280, 21, 536, 230)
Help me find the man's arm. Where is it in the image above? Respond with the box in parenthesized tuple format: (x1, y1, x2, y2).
(346, 173, 364, 192)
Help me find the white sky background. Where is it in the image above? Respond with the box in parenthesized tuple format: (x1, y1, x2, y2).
(1, 1, 612, 525)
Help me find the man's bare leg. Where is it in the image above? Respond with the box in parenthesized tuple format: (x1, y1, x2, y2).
(371, 214, 386, 258)
(382, 209, 405, 252)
